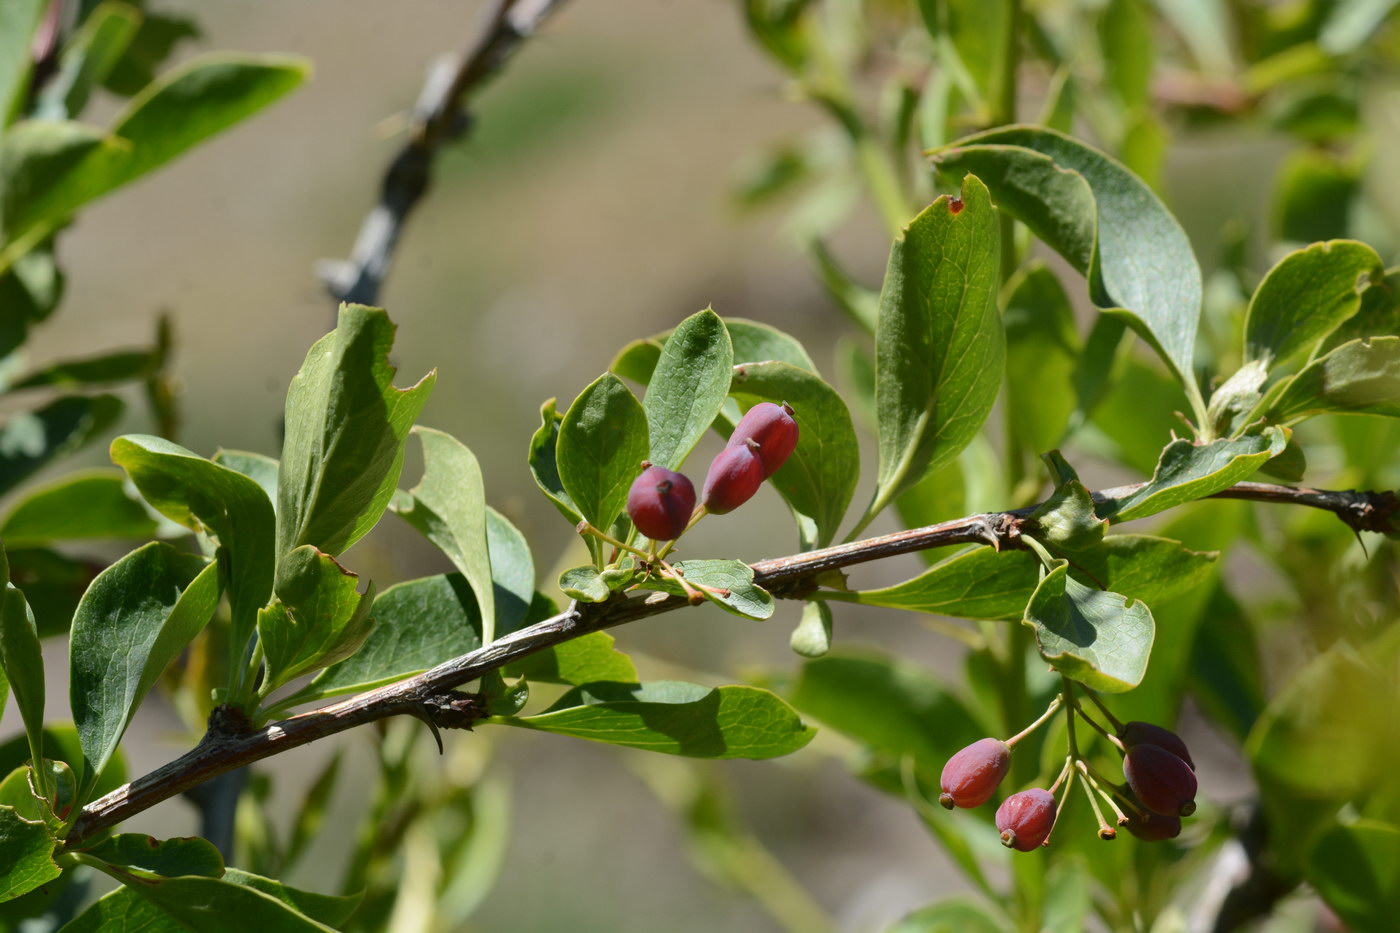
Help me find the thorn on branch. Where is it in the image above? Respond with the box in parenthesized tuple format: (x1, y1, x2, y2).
(205, 704, 257, 739)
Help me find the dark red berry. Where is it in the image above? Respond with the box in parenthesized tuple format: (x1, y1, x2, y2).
(938, 738, 1011, 810)
(1119, 721, 1194, 770)
(1121, 805, 1182, 842)
(995, 788, 1057, 851)
(626, 465, 696, 541)
(1123, 744, 1197, 818)
(701, 441, 765, 514)
(727, 402, 798, 478)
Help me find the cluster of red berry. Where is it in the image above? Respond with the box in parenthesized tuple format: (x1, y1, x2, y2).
(939, 706, 1197, 851)
(626, 402, 799, 541)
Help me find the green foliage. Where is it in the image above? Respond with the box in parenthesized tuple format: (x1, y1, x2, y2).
(1243, 240, 1384, 368)
(0, 805, 60, 903)
(642, 307, 734, 472)
(1023, 561, 1155, 693)
(259, 547, 375, 695)
(556, 372, 649, 545)
(0, 470, 160, 546)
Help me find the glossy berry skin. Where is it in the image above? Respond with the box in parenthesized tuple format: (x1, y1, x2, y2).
(728, 402, 799, 478)
(1122, 805, 1182, 842)
(626, 466, 696, 541)
(1123, 744, 1198, 817)
(1119, 721, 1194, 770)
(938, 738, 1011, 810)
(702, 442, 765, 514)
(996, 788, 1057, 851)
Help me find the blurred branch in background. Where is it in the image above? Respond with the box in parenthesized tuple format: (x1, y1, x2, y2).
(318, 0, 571, 311)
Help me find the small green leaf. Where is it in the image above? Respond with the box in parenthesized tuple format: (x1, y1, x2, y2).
(556, 373, 649, 539)
(888, 897, 1006, 933)
(0, 805, 59, 904)
(89, 872, 339, 932)
(933, 127, 1203, 394)
(70, 543, 217, 784)
(645, 559, 774, 620)
(0, 242, 62, 360)
(726, 318, 818, 373)
(501, 682, 814, 759)
(485, 507, 535, 638)
(111, 434, 274, 677)
(301, 573, 480, 702)
(259, 546, 375, 694)
(0, 0, 48, 134)
(1207, 360, 1270, 439)
(790, 601, 833, 658)
(559, 565, 611, 603)
(1003, 262, 1079, 457)
(1263, 336, 1400, 423)
(9, 348, 155, 390)
(729, 361, 859, 548)
(867, 174, 1003, 522)
(102, 12, 200, 98)
(392, 427, 493, 639)
(643, 308, 734, 471)
(505, 629, 638, 685)
(809, 239, 880, 333)
(0, 394, 123, 497)
(1098, 0, 1155, 109)
(0, 586, 45, 778)
(1023, 560, 1155, 693)
(1308, 820, 1400, 929)
(527, 399, 587, 539)
(211, 449, 279, 510)
(1028, 470, 1107, 551)
(1096, 428, 1288, 522)
(0, 122, 130, 248)
(1244, 240, 1383, 368)
(31, 2, 141, 120)
(5, 547, 91, 637)
(609, 338, 664, 384)
(1, 469, 160, 546)
(278, 304, 434, 559)
(78, 834, 224, 879)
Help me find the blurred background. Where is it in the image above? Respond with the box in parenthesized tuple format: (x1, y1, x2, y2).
(8, 0, 1400, 930)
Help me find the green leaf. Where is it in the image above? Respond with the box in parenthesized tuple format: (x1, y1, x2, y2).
(0, 394, 123, 497)
(211, 449, 279, 510)
(78, 833, 223, 879)
(89, 873, 339, 932)
(306, 573, 481, 701)
(1098, 0, 1155, 110)
(643, 308, 733, 471)
(6, 547, 94, 637)
(1003, 262, 1079, 456)
(644, 559, 774, 620)
(9, 348, 155, 390)
(527, 399, 587, 539)
(0, 0, 47, 131)
(103, 12, 200, 98)
(726, 318, 817, 373)
(485, 507, 534, 637)
(0, 121, 129, 248)
(111, 434, 275, 675)
(0, 585, 45, 775)
(888, 897, 1005, 933)
(70, 542, 217, 784)
(729, 361, 858, 547)
(558, 565, 611, 603)
(1149, 0, 1234, 75)
(867, 174, 1003, 521)
(609, 338, 664, 384)
(1023, 560, 1155, 693)
(501, 681, 814, 759)
(933, 126, 1203, 393)
(0, 242, 63, 359)
(1243, 240, 1384, 368)
(505, 629, 638, 685)
(790, 600, 833, 658)
(1095, 428, 1288, 522)
(809, 239, 880, 334)
(1263, 337, 1400, 423)
(278, 304, 435, 558)
(830, 534, 1216, 621)
(392, 427, 493, 639)
(0, 806, 59, 904)
(556, 372, 649, 539)
(1320, 0, 1400, 53)
(1275, 149, 1360, 244)
(1308, 820, 1400, 930)
(1, 468, 159, 546)
(920, 0, 1013, 120)
(1028, 468, 1107, 551)
(32, 2, 141, 121)
(260, 546, 375, 694)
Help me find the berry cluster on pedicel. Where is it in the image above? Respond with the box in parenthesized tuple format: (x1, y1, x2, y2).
(939, 686, 1197, 851)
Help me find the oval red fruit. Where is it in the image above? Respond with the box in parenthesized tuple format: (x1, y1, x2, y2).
(702, 442, 765, 514)
(996, 788, 1057, 851)
(1122, 805, 1182, 842)
(1123, 744, 1197, 817)
(626, 465, 696, 541)
(1118, 721, 1194, 770)
(938, 738, 1011, 810)
(728, 402, 798, 478)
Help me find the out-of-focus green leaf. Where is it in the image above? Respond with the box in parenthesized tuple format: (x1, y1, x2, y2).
(1096, 428, 1288, 522)
(1263, 337, 1400, 423)
(6, 547, 93, 637)
(935, 130, 1202, 407)
(505, 629, 637, 685)
(9, 348, 155, 390)
(643, 308, 733, 472)
(1099, 0, 1155, 109)
(1325, 268, 1399, 353)
(609, 338, 664, 385)
(391, 427, 493, 640)
(809, 239, 879, 334)
(1149, 0, 1234, 75)
(77, 833, 223, 878)
(70, 544, 217, 785)
(76, 872, 340, 932)
(1189, 583, 1262, 743)
(1024, 560, 1154, 693)
(0, 394, 122, 497)
(866, 175, 1002, 523)
(887, 897, 1005, 933)
(278, 304, 434, 559)
(0, 243, 62, 360)
(1003, 262, 1078, 457)
(1319, 0, 1400, 53)
(102, 12, 199, 97)
(1308, 820, 1400, 930)
(0, 805, 59, 904)
(921, 0, 1013, 120)
(33, 3, 141, 120)
(1243, 240, 1383, 368)
(1, 469, 158, 546)
(1274, 149, 1360, 243)
(259, 546, 375, 695)
(0, 584, 45, 777)
(556, 372, 648, 540)
(644, 559, 774, 620)
(502, 681, 814, 759)
(0, 0, 48, 131)
(527, 398, 590, 559)
(790, 600, 833, 658)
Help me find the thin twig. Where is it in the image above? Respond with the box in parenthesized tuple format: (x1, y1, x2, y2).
(63, 479, 1394, 847)
(318, 0, 571, 309)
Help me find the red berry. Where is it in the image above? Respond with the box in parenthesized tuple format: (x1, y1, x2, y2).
(1118, 721, 1194, 770)
(1122, 805, 1182, 842)
(701, 442, 765, 514)
(626, 465, 696, 541)
(938, 738, 1011, 810)
(1123, 744, 1197, 817)
(728, 402, 798, 478)
(996, 788, 1057, 851)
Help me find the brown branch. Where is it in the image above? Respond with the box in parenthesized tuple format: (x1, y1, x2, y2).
(63, 480, 1394, 847)
(318, 0, 571, 308)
